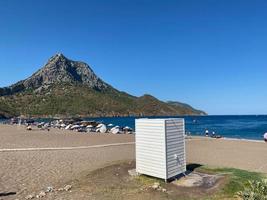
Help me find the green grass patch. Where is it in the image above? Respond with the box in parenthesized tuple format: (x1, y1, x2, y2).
(197, 166, 266, 199)
(134, 166, 266, 200)
(135, 174, 165, 186)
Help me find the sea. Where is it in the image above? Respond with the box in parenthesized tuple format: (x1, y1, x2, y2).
(84, 115, 267, 141)
(1, 115, 267, 141)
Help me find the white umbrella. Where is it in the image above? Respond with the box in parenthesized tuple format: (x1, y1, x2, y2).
(96, 123, 104, 128)
(123, 126, 131, 130)
(100, 125, 107, 133)
(71, 125, 80, 129)
(110, 127, 118, 131)
(108, 124, 113, 127)
(112, 128, 120, 134)
(65, 124, 72, 130)
(264, 132, 267, 140)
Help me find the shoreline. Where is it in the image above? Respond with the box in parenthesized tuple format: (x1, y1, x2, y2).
(0, 123, 265, 144)
(189, 135, 265, 143)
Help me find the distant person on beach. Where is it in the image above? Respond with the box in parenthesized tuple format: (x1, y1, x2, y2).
(212, 131, 216, 137)
(264, 132, 267, 142)
(205, 129, 209, 137)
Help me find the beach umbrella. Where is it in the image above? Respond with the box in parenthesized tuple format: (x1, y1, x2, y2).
(71, 125, 80, 129)
(65, 124, 72, 130)
(111, 126, 119, 131)
(264, 132, 267, 140)
(112, 128, 120, 134)
(96, 123, 104, 128)
(123, 126, 131, 130)
(108, 124, 113, 127)
(44, 123, 50, 128)
(100, 125, 107, 133)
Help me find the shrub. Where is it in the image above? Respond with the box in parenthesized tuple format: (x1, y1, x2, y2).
(237, 179, 267, 200)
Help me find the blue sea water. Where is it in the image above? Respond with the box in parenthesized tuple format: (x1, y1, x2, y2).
(85, 115, 267, 141)
(1, 115, 267, 140)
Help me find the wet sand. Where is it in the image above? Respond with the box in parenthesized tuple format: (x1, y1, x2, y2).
(1, 125, 267, 199)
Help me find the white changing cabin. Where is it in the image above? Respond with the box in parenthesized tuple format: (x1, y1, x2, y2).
(135, 118, 186, 181)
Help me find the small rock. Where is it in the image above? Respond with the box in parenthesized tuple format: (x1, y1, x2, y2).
(162, 188, 167, 192)
(37, 191, 46, 198)
(128, 169, 139, 177)
(46, 186, 54, 193)
(151, 182, 160, 190)
(25, 194, 34, 199)
(57, 188, 64, 192)
(64, 185, 72, 191)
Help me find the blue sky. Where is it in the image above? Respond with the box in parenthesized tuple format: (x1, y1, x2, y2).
(1, 0, 267, 115)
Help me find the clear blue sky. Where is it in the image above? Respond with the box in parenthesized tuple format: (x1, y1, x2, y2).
(1, 0, 267, 115)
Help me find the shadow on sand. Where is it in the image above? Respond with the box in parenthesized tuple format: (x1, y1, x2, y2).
(0, 192, 16, 197)
(186, 163, 203, 173)
(168, 163, 203, 182)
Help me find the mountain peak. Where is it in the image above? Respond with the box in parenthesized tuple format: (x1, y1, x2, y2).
(47, 53, 67, 64)
(56, 52, 64, 57)
(3, 54, 111, 95)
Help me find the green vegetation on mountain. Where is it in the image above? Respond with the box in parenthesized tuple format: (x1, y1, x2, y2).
(167, 101, 206, 115)
(0, 54, 206, 118)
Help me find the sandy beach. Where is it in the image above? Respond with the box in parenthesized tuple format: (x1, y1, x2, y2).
(1, 124, 267, 199)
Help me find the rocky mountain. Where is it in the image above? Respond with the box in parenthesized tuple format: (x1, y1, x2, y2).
(0, 54, 206, 118)
(0, 53, 110, 96)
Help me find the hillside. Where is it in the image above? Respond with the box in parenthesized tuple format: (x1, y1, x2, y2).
(0, 54, 206, 118)
(167, 101, 206, 115)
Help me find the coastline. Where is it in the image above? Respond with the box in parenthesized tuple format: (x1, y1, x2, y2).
(189, 135, 265, 143)
(2, 114, 267, 142)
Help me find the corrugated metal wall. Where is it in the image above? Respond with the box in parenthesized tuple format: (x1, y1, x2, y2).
(135, 119, 167, 179)
(135, 118, 186, 181)
(165, 119, 186, 178)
